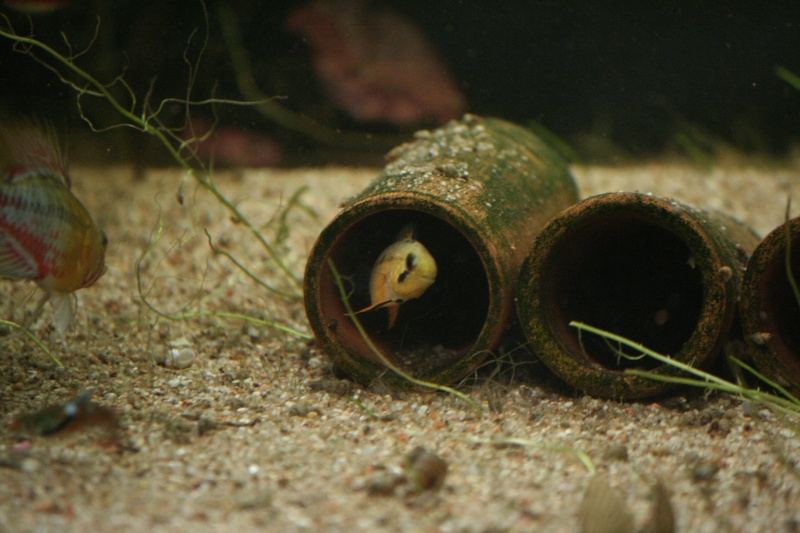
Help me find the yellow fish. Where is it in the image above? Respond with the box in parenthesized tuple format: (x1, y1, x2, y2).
(355, 224, 437, 329)
(0, 120, 107, 334)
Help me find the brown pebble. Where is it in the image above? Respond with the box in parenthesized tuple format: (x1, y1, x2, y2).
(405, 446, 448, 493)
(308, 378, 355, 396)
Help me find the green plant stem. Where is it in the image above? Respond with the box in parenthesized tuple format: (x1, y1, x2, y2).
(135, 218, 310, 339)
(570, 321, 800, 417)
(204, 230, 299, 300)
(776, 66, 800, 92)
(0, 319, 62, 367)
(216, 3, 405, 151)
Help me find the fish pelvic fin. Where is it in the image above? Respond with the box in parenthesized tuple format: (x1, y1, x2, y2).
(353, 299, 402, 330)
(354, 298, 394, 315)
(386, 305, 399, 330)
(49, 291, 76, 335)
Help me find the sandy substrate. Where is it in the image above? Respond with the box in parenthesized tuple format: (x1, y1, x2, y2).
(1, 160, 800, 532)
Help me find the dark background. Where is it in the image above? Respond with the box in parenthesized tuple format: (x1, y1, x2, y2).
(1, 0, 799, 163)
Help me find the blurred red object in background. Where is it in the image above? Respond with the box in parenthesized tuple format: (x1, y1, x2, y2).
(183, 117, 283, 168)
(287, 0, 465, 125)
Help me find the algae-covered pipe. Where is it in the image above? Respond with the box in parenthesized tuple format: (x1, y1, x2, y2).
(517, 192, 759, 399)
(740, 215, 800, 396)
(304, 115, 578, 385)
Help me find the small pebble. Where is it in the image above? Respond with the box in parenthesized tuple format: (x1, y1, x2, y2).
(288, 403, 320, 417)
(405, 446, 447, 493)
(155, 348, 196, 370)
(691, 461, 720, 482)
(364, 469, 405, 496)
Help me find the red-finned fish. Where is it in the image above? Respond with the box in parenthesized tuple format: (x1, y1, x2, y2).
(0, 120, 107, 334)
(354, 224, 437, 329)
(10, 390, 118, 437)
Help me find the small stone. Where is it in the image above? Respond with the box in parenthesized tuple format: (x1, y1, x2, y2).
(155, 348, 196, 370)
(288, 403, 320, 417)
(404, 446, 447, 493)
(20, 457, 40, 473)
(364, 469, 405, 496)
(307, 379, 355, 396)
(691, 461, 720, 482)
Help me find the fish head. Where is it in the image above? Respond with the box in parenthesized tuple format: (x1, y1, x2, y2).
(392, 241, 437, 301)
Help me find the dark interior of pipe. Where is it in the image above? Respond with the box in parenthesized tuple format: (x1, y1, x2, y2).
(321, 210, 489, 374)
(545, 213, 704, 370)
(760, 232, 800, 369)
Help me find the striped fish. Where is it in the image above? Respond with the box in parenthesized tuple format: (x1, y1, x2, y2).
(0, 120, 107, 334)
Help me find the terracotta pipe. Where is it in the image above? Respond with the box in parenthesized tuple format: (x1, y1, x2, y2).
(304, 115, 578, 385)
(740, 215, 800, 396)
(517, 192, 759, 399)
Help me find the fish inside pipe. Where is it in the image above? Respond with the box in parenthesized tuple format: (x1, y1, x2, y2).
(354, 224, 437, 329)
(0, 120, 107, 334)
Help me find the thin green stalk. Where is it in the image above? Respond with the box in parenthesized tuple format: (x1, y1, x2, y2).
(205, 230, 299, 300)
(570, 321, 800, 417)
(0, 319, 62, 367)
(216, 3, 405, 151)
(776, 66, 800, 92)
(347, 396, 396, 421)
(327, 259, 482, 413)
(136, 218, 309, 339)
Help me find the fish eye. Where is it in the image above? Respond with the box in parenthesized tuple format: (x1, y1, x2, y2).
(405, 253, 417, 271)
(101, 231, 109, 247)
(398, 270, 409, 283)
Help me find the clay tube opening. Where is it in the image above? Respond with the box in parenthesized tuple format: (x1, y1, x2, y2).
(544, 214, 704, 370)
(753, 232, 800, 371)
(319, 209, 490, 375)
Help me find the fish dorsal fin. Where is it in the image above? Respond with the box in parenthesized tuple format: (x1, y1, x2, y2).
(0, 120, 69, 187)
(396, 223, 415, 241)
